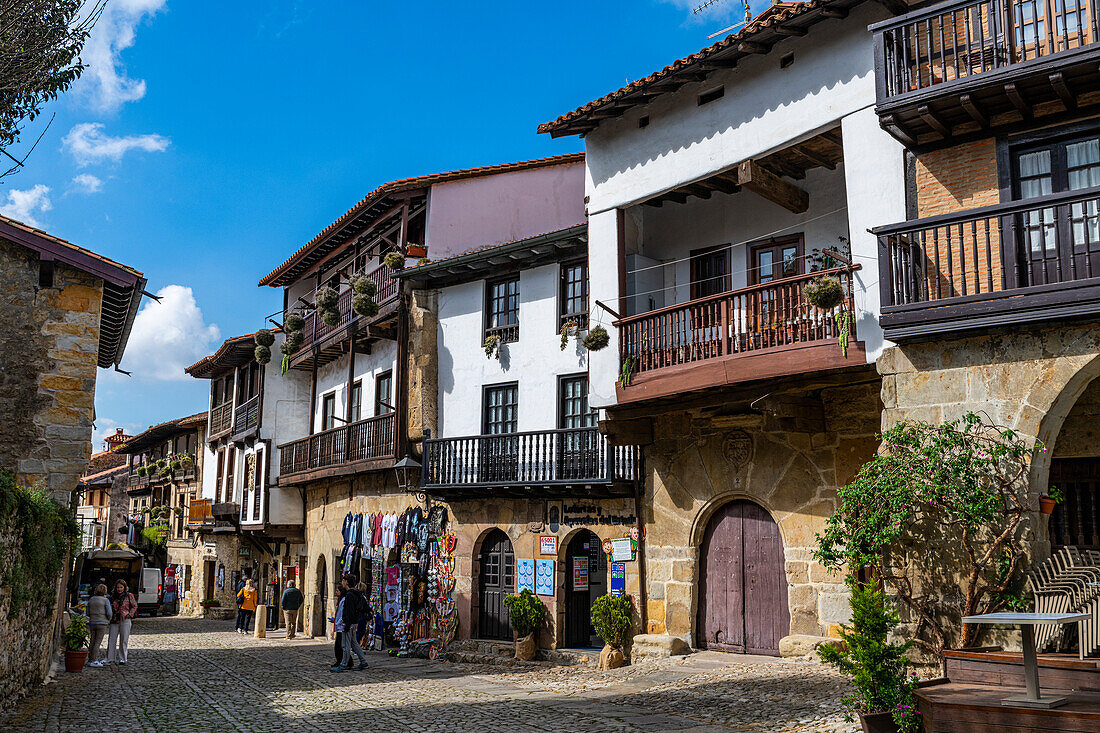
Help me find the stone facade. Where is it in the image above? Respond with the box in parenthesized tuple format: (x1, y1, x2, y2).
(0, 239, 102, 501)
(640, 379, 882, 648)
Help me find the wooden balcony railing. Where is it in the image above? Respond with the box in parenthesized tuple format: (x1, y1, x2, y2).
(616, 266, 857, 379)
(422, 427, 640, 488)
(289, 263, 399, 355)
(209, 401, 233, 437)
(485, 323, 519, 344)
(874, 0, 1099, 103)
(187, 498, 214, 526)
(876, 185, 1100, 337)
(278, 412, 396, 477)
(233, 394, 259, 435)
(128, 472, 150, 490)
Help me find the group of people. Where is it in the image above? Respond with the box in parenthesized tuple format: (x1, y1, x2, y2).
(85, 580, 139, 667)
(331, 573, 370, 672)
(233, 575, 306, 637)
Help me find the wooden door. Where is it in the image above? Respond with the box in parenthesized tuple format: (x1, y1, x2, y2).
(565, 530, 606, 647)
(697, 500, 789, 655)
(478, 530, 515, 640)
(317, 556, 328, 637)
(1050, 458, 1100, 549)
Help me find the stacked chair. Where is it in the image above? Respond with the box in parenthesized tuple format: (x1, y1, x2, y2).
(1027, 547, 1100, 658)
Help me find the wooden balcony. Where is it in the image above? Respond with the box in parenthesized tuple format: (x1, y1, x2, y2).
(187, 498, 215, 527)
(287, 263, 400, 370)
(208, 401, 232, 440)
(872, 0, 1100, 148)
(876, 184, 1100, 340)
(614, 267, 867, 404)
(278, 412, 396, 484)
(127, 471, 151, 491)
(422, 427, 640, 498)
(233, 394, 259, 437)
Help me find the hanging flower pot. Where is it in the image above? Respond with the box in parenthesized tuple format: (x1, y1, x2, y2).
(254, 329, 275, 348)
(320, 307, 341, 328)
(255, 345, 272, 365)
(284, 312, 305, 332)
(560, 320, 578, 351)
(281, 330, 304, 355)
(384, 251, 406, 271)
(315, 285, 339, 309)
(583, 325, 610, 352)
(353, 294, 379, 318)
(1039, 496, 1057, 514)
(406, 244, 427, 259)
(484, 334, 501, 360)
(805, 275, 844, 310)
(349, 273, 377, 297)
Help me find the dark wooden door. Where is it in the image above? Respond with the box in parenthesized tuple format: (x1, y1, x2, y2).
(697, 500, 789, 655)
(1050, 458, 1100, 549)
(317, 556, 328, 637)
(565, 530, 606, 647)
(478, 530, 515, 640)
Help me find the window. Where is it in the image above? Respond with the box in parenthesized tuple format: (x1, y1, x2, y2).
(483, 384, 519, 434)
(559, 260, 589, 329)
(225, 446, 236, 503)
(321, 393, 337, 432)
(349, 380, 362, 424)
(237, 362, 259, 402)
(690, 246, 730, 299)
(214, 448, 225, 504)
(481, 384, 519, 483)
(750, 235, 804, 285)
(559, 375, 596, 429)
(374, 371, 392, 416)
(252, 448, 263, 521)
(559, 375, 598, 479)
(485, 277, 520, 343)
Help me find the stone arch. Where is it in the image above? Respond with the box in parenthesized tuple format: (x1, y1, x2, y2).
(1030, 353, 1100, 492)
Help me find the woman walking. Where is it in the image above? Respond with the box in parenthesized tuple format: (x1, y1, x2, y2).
(236, 578, 258, 634)
(86, 584, 111, 668)
(331, 586, 345, 667)
(106, 580, 137, 665)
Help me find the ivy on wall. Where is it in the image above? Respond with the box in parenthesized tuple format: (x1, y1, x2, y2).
(0, 471, 78, 619)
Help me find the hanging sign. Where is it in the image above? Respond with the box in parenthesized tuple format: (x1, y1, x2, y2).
(609, 537, 635, 562)
(573, 556, 589, 591)
(539, 535, 557, 555)
(609, 562, 626, 598)
(516, 559, 535, 594)
(535, 559, 554, 596)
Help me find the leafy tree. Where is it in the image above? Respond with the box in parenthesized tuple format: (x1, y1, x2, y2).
(815, 412, 1039, 655)
(0, 1, 104, 175)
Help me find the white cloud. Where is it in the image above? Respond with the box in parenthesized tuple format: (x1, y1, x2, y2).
(76, 0, 168, 112)
(63, 122, 170, 165)
(115, 285, 221, 381)
(72, 173, 104, 193)
(0, 184, 52, 227)
(90, 417, 143, 454)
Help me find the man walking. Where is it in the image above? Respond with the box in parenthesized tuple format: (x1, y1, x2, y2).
(338, 573, 368, 670)
(281, 580, 303, 639)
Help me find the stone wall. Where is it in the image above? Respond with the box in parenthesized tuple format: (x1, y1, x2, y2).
(0, 240, 103, 501)
(641, 379, 882, 647)
(406, 289, 439, 448)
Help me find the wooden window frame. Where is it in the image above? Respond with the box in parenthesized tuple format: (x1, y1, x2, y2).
(558, 259, 589, 330)
(349, 380, 363, 424)
(484, 276, 520, 343)
(321, 392, 337, 432)
(482, 382, 519, 435)
(690, 245, 731, 299)
(374, 371, 393, 416)
(748, 234, 805, 285)
(557, 373, 595, 430)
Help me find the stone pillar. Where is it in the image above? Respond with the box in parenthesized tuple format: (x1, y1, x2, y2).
(406, 288, 439, 451)
(253, 605, 267, 638)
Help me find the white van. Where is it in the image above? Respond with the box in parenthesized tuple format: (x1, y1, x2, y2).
(137, 567, 162, 616)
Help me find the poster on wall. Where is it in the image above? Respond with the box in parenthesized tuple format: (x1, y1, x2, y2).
(573, 556, 589, 591)
(609, 562, 626, 597)
(610, 537, 635, 562)
(517, 559, 535, 593)
(535, 559, 554, 596)
(539, 535, 557, 555)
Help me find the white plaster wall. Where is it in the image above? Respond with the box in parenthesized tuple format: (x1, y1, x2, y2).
(260, 333, 310, 483)
(582, 3, 890, 215)
(312, 340, 399, 431)
(437, 262, 589, 437)
(588, 209, 621, 410)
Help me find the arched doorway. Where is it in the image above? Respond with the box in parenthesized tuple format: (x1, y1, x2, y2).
(316, 555, 328, 637)
(477, 529, 515, 640)
(565, 530, 607, 648)
(697, 499, 789, 655)
(1046, 376, 1100, 550)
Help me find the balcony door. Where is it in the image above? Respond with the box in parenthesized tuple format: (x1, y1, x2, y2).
(1015, 134, 1100, 285)
(559, 375, 598, 481)
(480, 383, 518, 483)
(749, 236, 803, 340)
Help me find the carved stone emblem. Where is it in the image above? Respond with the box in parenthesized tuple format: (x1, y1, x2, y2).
(723, 430, 753, 470)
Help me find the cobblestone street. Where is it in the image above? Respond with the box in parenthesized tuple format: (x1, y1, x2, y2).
(0, 617, 856, 733)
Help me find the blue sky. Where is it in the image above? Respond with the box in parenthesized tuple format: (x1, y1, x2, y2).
(1, 0, 763, 448)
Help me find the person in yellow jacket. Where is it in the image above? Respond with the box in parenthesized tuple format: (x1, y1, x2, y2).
(236, 578, 258, 634)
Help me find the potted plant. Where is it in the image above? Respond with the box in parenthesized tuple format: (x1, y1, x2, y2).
(502, 589, 545, 661)
(560, 320, 579, 351)
(320, 307, 341, 328)
(384, 251, 406, 271)
(406, 244, 427, 259)
(817, 579, 920, 733)
(349, 273, 377, 297)
(170, 458, 182, 471)
(255, 344, 272, 365)
(352, 293, 379, 318)
(483, 334, 502, 361)
(805, 274, 845, 310)
(1039, 485, 1062, 515)
(315, 285, 339, 309)
(591, 594, 633, 669)
(63, 612, 89, 673)
(583, 325, 610, 352)
(284, 312, 305, 333)
(135, 465, 147, 477)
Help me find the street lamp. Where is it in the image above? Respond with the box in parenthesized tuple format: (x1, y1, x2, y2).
(392, 455, 421, 494)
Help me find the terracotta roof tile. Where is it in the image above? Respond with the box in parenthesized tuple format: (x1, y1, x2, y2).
(0, 212, 142, 279)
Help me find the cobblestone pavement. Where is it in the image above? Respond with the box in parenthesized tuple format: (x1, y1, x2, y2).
(0, 617, 857, 732)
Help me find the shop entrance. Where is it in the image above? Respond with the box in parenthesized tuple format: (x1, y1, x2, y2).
(477, 529, 514, 640)
(697, 500, 789, 655)
(565, 530, 606, 648)
(316, 555, 328, 638)
(203, 559, 214, 603)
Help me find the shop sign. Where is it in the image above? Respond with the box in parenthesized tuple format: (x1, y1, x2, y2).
(609, 537, 635, 562)
(609, 562, 626, 597)
(517, 559, 535, 593)
(239, 547, 250, 557)
(573, 556, 589, 591)
(535, 559, 554, 596)
(539, 535, 557, 555)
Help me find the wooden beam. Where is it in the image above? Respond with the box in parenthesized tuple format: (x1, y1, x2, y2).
(821, 7, 849, 18)
(736, 159, 809, 214)
(664, 191, 688, 205)
(793, 143, 837, 170)
(598, 418, 654, 447)
(1050, 72, 1077, 110)
(675, 72, 709, 82)
(589, 106, 630, 120)
(960, 94, 989, 128)
(776, 25, 807, 37)
(700, 58, 738, 70)
(739, 41, 770, 54)
(880, 114, 917, 147)
(1005, 82, 1032, 119)
(875, 0, 908, 14)
(643, 198, 664, 208)
(918, 105, 950, 139)
(687, 184, 712, 200)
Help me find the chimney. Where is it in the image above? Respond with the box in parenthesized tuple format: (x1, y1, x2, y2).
(105, 427, 130, 452)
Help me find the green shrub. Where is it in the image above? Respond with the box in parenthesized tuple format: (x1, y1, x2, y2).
(284, 312, 305, 332)
(315, 285, 339, 308)
(352, 294, 379, 318)
(253, 328, 275, 347)
(349, 273, 377, 297)
(64, 612, 88, 651)
(591, 594, 633, 647)
(320, 307, 341, 328)
(502, 588, 545, 638)
(583, 325, 609, 351)
(255, 345, 272, 365)
(817, 579, 920, 732)
(384, 252, 406, 271)
(805, 275, 844, 310)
